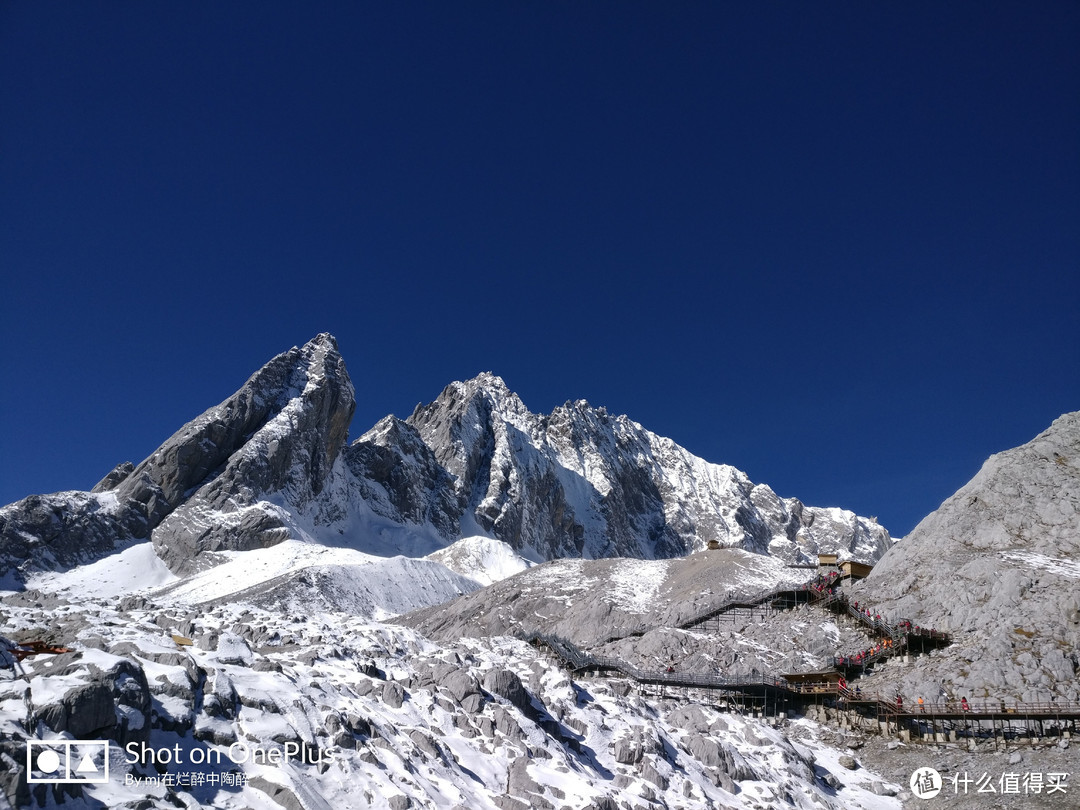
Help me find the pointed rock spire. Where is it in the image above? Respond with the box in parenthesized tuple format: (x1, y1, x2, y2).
(0, 334, 355, 579)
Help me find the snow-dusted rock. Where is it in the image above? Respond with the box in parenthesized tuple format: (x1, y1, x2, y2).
(855, 410, 1080, 702)
(343, 415, 463, 541)
(27, 650, 151, 748)
(402, 547, 814, 648)
(398, 373, 892, 564)
(0, 490, 150, 585)
(150, 333, 354, 572)
(482, 667, 532, 715)
(0, 334, 355, 580)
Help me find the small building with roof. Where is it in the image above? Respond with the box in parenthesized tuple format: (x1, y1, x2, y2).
(840, 560, 874, 580)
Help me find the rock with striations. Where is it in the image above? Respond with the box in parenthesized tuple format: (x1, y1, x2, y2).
(395, 372, 890, 563)
(0, 334, 354, 580)
(854, 410, 1080, 702)
(148, 333, 354, 573)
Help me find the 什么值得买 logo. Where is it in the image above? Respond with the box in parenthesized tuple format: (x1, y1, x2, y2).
(910, 766, 942, 799)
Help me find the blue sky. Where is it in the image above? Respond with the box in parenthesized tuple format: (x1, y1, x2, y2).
(2, 3, 1077, 538)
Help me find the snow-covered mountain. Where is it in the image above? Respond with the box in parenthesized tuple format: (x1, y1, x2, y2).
(2, 335, 1077, 810)
(0, 334, 356, 581)
(391, 372, 891, 564)
(0, 335, 892, 586)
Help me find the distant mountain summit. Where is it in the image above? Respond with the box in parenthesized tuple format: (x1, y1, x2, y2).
(384, 370, 891, 563)
(1, 335, 891, 582)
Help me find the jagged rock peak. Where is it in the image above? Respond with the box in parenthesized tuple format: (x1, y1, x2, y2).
(462, 370, 511, 391)
(149, 334, 355, 572)
(410, 372, 528, 424)
(398, 372, 890, 564)
(0, 334, 356, 580)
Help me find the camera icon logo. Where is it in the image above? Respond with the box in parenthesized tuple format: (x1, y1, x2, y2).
(26, 740, 110, 784)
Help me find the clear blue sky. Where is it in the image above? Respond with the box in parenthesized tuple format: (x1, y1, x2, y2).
(2, 3, 1078, 538)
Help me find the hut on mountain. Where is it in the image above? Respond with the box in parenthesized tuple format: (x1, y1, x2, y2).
(816, 553, 839, 569)
(840, 560, 873, 580)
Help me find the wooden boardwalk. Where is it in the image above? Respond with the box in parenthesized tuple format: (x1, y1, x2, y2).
(522, 574, 1078, 741)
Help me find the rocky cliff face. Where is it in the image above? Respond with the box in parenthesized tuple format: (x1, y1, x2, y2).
(385, 372, 892, 564)
(341, 416, 463, 541)
(147, 334, 354, 573)
(854, 410, 1080, 702)
(0, 334, 354, 579)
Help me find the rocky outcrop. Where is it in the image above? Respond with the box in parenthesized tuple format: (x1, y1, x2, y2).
(397, 373, 891, 563)
(0, 334, 354, 580)
(31, 655, 151, 747)
(855, 410, 1080, 702)
(482, 667, 533, 716)
(0, 491, 153, 583)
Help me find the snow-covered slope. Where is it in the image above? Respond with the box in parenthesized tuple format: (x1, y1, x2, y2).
(19, 539, 484, 623)
(425, 535, 533, 586)
(1, 578, 904, 810)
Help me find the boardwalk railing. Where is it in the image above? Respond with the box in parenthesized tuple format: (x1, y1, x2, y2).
(526, 630, 1080, 724)
(515, 572, 1080, 743)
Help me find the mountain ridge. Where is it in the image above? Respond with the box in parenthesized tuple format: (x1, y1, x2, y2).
(1, 334, 891, 584)
(2, 340, 1078, 810)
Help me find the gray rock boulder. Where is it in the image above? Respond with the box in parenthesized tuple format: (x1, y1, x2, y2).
(32, 656, 151, 747)
(612, 725, 662, 768)
(482, 668, 532, 715)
